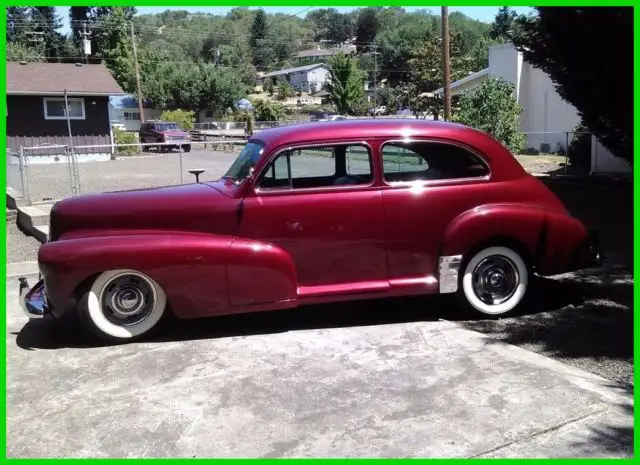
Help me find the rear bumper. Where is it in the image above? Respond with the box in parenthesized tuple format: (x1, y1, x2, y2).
(19, 277, 48, 319)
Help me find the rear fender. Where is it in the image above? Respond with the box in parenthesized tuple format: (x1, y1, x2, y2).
(440, 204, 589, 275)
(38, 232, 298, 319)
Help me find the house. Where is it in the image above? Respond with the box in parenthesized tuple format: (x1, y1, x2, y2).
(263, 63, 331, 94)
(435, 43, 630, 175)
(6, 62, 125, 158)
(293, 44, 357, 63)
(109, 95, 161, 131)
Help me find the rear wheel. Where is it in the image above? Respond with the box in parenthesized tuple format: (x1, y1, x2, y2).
(459, 246, 529, 317)
(77, 269, 168, 343)
(182, 144, 191, 152)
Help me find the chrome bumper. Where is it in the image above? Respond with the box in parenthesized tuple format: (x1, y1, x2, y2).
(19, 277, 48, 319)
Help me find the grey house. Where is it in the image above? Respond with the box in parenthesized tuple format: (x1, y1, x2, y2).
(6, 62, 125, 153)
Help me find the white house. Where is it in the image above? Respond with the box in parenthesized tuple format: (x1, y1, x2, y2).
(109, 95, 161, 131)
(263, 63, 331, 94)
(435, 43, 631, 175)
(293, 44, 357, 63)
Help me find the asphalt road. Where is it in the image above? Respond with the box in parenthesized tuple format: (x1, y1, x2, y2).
(6, 273, 633, 458)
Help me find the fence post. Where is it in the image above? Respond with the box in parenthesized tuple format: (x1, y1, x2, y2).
(19, 146, 32, 205)
(179, 143, 184, 185)
(564, 131, 569, 175)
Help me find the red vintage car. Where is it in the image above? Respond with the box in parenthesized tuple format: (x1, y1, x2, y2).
(20, 120, 602, 343)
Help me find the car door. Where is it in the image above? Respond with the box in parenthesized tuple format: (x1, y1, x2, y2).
(237, 142, 389, 291)
(379, 139, 491, 281)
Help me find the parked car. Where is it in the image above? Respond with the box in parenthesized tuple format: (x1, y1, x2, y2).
(111, 122, 127, 131)
(297, 98, 314, 106)
(20, 119, 602, 343)
(319, 115, 349, 122)
(139, 120, 191, 152)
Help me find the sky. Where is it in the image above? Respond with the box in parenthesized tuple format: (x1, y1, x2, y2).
(54, 6, 534, 35)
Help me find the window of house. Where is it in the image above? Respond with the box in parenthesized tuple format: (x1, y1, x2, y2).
(258, 143, 373, 190)
(43, 98, 85, 120)
(123, 111, 140, 121)
(381, 141, 489, 183)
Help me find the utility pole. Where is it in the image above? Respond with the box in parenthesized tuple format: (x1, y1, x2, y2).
(441, 6, 451, 121)
(130, 21, 145, 122)
(371, 43, 380, 119)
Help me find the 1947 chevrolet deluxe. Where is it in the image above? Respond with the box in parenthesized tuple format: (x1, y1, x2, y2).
(20, 120, 602, 343)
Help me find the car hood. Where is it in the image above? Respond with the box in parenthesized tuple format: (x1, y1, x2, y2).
(49, 183, 238, 241)
(160, 129, 190, 137)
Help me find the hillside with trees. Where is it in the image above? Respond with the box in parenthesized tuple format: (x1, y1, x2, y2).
(6, 6, 504, 119)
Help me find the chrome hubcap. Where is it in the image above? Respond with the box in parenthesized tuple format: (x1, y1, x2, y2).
(472, 255, 519, 305)
(102, 275, 155, 326)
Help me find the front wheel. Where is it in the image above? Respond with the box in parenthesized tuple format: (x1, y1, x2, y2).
(77, 269, 168, 343)
(181, 144, 191, 152)
(459, 246, 529, 317)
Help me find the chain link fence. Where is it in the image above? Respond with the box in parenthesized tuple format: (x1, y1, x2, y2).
(11, 127, 629, 206)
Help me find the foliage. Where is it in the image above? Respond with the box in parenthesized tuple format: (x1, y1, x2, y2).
(263, 77, 274, 95)
(355, 8, 379, 53)
(489, 7, 517, 42)
(276, 81, 296, 101)
(253, 99, 286, 121)
(568, 123, 592, 168)
(325, 53, 366, 115)
(6, 42, 44, 62)
(113, 128, 139, 156)
(509, 7, 632, 163)
(454, 77, 525, 153)
(159, 109, 195, 130)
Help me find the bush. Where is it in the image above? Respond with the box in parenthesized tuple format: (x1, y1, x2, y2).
(253, 99, 286, 121)
(454, 77, 525, 153)
(159, 109, 195, 130)
(568, 123, 591, 168)
(113, 129, 138, 156)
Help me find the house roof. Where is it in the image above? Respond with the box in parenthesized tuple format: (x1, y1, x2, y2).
(263, 63, 329, 78)
(6, 62, 125, 96)
(295, 45, 356, 59)
(434, 68, 489, 96)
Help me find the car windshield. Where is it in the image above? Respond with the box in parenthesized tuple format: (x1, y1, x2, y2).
(223, 141, 265, 184)
(156, 123, 179, 131)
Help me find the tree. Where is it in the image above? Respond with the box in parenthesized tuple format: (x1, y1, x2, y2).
(355, 8, 379, 52)
(160, 109, 195, 130)
(30, 7, 68, 61)
(325, 53, 366, 115)
(276, 81, 295, 101)
(69, 6, 91, 52)
(253, 99, 285, 121)
(250, 8, 272, 68)
(454, 77, 525, 153)
(490, 7, 517, 42)
(509, 7, 632, 162)
(6, 7, 31, 45)
(6, 42, 44, 62)
(263, 77, 275, 95)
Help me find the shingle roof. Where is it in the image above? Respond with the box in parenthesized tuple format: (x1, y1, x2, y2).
(6, 62, 125, 96)
(263, 63, 329, 78)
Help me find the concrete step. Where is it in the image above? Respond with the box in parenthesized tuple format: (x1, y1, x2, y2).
(16, 203, 54, 243)
(6, 187, 29, 209)
(6, 209, 17, 223)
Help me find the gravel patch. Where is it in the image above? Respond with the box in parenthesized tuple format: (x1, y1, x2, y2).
(25, 149, 239, 203)
(7, 221, 40, 263)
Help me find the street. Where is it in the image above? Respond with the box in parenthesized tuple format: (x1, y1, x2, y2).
(6, 270, 632, 458)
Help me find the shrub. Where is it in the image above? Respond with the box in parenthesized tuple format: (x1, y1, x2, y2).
(253, 99, 286, 121)
(454, 77, 525, 153)
(159, 109, 195, 131)
(113, 128, 138, 156)
(568, 123, 591, 168)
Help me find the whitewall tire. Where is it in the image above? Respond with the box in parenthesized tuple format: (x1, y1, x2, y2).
(460, 246, 529, 316)
(79, 269, 167, 342)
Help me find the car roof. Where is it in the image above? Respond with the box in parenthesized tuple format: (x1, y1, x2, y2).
(251, 119, 474, 147)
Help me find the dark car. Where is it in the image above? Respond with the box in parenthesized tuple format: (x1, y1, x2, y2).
(139, 120, 192, 152)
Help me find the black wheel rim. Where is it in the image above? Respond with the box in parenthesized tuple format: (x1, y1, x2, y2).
(101, 274, 155, 327)
(471, 255, 519, 306)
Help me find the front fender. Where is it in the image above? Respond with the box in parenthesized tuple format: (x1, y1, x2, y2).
(440, 204, 589, 275)
(38, 232, 298, 319)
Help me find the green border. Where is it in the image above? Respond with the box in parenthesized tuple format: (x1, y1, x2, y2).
(2, 1, 637, 461)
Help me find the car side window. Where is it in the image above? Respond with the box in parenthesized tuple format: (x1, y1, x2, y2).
(381, 141, 489, 183)
(258, 144, 373, 190)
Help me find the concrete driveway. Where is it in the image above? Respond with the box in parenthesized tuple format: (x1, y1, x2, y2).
(6, 272, 633, 458)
